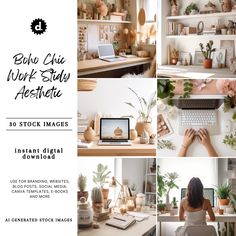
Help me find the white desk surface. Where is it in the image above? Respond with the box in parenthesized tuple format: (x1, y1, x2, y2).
(157, 65, 236, 79)
(78, 212, 156, 236)
(158, 104, 236, 157)
(157, 213, 236, 222)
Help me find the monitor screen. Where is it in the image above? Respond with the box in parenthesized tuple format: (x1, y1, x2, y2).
(181, 188, 215, 207)
(100, 118, 129, 140)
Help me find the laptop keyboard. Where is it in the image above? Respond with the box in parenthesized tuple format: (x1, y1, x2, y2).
(181, 110, 217, 126)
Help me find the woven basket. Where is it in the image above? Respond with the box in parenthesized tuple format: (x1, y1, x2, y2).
(78, 79, 97, 91)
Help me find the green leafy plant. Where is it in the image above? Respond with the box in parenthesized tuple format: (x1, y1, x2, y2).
(223, 96, 236, 112)
(78, 174, 87, 192)
(157, 79, 175, 105)
(215, 183, 231, 199)
(93, 163, 111, 188)
(157, 139, 175, 150)
(199, 40, 216, 59)
(180, 79, 193, 98)
(157, 165, 179, 198)
(223, 132, 236, 150)
(184, 3, 199, 15)
(125, 87, 156, 122)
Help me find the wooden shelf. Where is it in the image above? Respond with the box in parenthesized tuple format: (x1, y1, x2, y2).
(166, 34, 236, 39)
(78, 19, 132, 24)
(166, 11, 236, 20)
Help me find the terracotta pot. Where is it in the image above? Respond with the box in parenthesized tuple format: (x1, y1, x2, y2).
(84, 127, 96, 141)
(219, 199, 230, 205)
(221, 0, 232, 12)
(203, 59, 213, 69)
(78, 191, 89, 201)
(135, 122, 153, 136)
(101, 188, 109, 200)
(130, 129, 138, 140)
(219, 209, 224, 215)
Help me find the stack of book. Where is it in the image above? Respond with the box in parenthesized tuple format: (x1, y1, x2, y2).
(77, 113, 89, 134)
(93, 210, 110, 222)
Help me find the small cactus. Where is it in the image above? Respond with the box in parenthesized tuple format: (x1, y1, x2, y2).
(91, 187, 103, 203)
(78, 174, 87, 192)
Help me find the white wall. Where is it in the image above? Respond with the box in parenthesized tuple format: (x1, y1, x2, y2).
(77, 78, 157, 129)
(157, 158, 218, 236)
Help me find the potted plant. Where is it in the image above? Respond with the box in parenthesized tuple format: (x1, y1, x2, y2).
(157, 79, 175, 105)
(130, 183, 136, 196)
(199, 40, 216, 69)
(184, 3, 199, 15)
(215, 183, 231, 205)
(169, 0, 179, 16)
(91, 187, 103, 213)
(157, 200, 166, 213)
(125, 87, 156, 136)
(93, 163, 111, 200)
(170, 197, 178, 215)
(78, 174, 89, 201)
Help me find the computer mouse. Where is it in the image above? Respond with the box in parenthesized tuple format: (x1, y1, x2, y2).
(223, 120, 231, 133)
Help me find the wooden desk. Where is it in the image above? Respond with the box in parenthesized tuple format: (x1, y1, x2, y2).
(157, 213, 236, 236)
(157, 65, 235, 79)
(78, 57, 152, 78)
(78, 213, 156, 236)
(77, 136, 156, 156)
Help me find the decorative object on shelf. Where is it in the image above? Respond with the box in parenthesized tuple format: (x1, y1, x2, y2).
(78, 26, 88, 61)
(140, 129, 149, 144)
(212, 49, 226, 68)
(170, 197, 178, 215)
(78, 79, 97, 91)
(179, 52, 192, 65)
(84, 127, 96, 141)
(179, 79, 193, 99)
(91, 187, 103, 213)
(157, 140, 175, 150)
(223, 132, 236, 150)
(220, 40, 235, 68)
(138, 0, 146, 25)
(93, 163, 111, 202)
(215, 183, 232, 205)
(169, 0, 179, 16)
(125, 87, 156, 136)
(78, 197, 93, 228)
(220, 0, 232, 12)
(199, 40, 216, 69)
(170, 48, 179, 65)
(78, 174, 88, 201)
(216, 79, 236, 119)
(184, 3, 199, 15)
(230, 57, 236, 73)
(130, 129, 137, 140)
(221, 25, 227, 35)
(96, 0, 108, 20)
(194, 50, 204, 65)
(200, 1, 219, 14)
(196, 21, 204, 35)
(149, 134, 156, 144)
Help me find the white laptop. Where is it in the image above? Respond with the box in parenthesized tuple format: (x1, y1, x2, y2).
(172, 95, 224, 135)
(98, 44, 126, 62)
(97, 118, 131, 146)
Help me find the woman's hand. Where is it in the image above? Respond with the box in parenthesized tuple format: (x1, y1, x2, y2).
(182, 128, 196, 148)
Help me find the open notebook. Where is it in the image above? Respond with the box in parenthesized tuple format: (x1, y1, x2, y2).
(106, 214, 136, 230)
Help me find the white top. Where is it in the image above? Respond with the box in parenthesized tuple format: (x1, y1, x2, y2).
(184, 210, 207, 226)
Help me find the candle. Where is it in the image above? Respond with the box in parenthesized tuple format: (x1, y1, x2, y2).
(127, 200, 135, 211)
(120, 205, 127, 215)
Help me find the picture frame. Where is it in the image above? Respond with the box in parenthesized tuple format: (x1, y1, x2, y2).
(212, 49, 226, 68)
(194, 51, 204, 65)
(179, 52, 192, 65)
(220, 40, 235, 68)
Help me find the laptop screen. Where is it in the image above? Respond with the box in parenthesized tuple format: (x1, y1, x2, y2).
(181, 188, 215, 207)
(100, 118, 130, 140)
(98, 44, 115, 58)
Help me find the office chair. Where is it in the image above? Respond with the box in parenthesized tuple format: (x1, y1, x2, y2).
(184, 225, 217, 236)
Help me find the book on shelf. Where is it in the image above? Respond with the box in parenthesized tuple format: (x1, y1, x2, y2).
(106, 214, 136, 230)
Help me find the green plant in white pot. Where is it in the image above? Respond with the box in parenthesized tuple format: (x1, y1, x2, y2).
(125, 87, 156, 136)
(93, 163, 111, 200)
(78, 174, 88, 201)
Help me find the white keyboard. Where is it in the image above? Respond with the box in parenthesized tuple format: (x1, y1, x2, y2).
(179, 109, 219, 135)
(181, 110, 217, 126)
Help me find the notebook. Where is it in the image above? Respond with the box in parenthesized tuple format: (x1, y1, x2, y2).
(106, 214, 136, 230)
